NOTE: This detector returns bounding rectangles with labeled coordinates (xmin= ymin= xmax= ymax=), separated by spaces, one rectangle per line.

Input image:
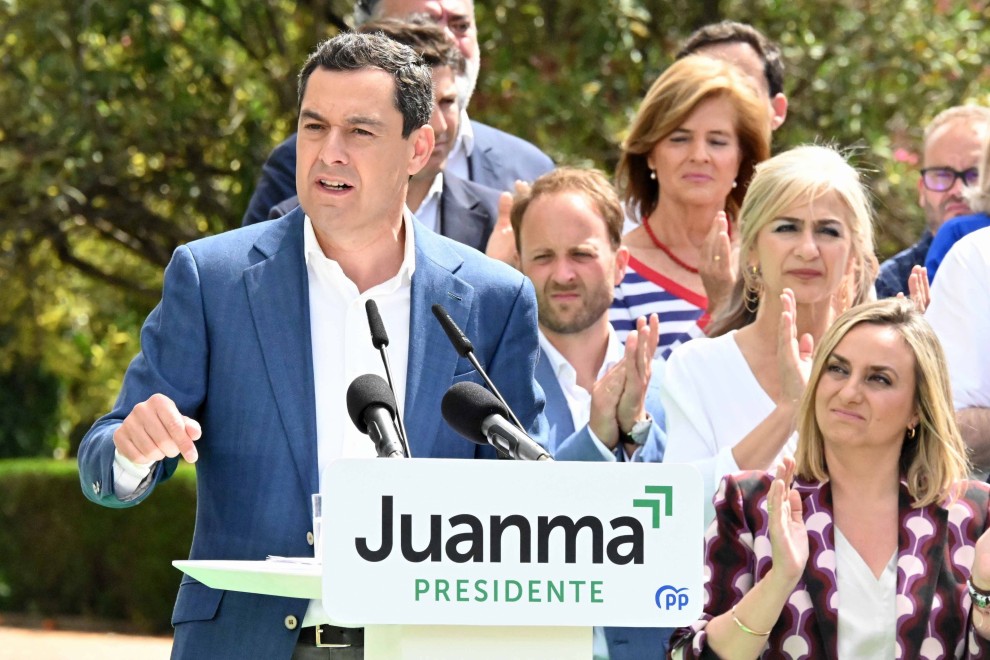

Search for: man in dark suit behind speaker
xmin=241 ymin=0 xmax=554 ymax=228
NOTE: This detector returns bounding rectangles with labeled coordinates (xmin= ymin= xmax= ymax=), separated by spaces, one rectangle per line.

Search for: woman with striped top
xmin=610 ymin=55 xmax=771 ymax=359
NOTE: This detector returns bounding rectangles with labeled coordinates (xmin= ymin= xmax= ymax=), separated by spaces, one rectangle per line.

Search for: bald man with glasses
xmin=875 ymin=105 xmax=990 ymax=299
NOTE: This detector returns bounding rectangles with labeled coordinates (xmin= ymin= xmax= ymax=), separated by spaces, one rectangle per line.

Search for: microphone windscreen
xmin=365 ymin=299 xmax=389 ymax=349
xmin=441 ymin=381 xmax=507 ymax=445
xmin=346 ymin=374 xmax=397 ymax=435
xmin=431 ymin=304 xmax=474 ymax=357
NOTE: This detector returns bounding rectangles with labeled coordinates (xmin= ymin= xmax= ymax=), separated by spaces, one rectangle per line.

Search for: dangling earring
xmin=649 ymin=169 xmax=657 ymax=181
xmin=907 ymin=425 xmax=917 ymax=440
xmin=744 ymin=265 xmax=762 ymax=315
xmin=833 ymin=278 xmax=851 ymax=315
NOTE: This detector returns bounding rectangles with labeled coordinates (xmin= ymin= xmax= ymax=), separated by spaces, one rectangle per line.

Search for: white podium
xmin=176 ymin=459 xmax=702 ymax=659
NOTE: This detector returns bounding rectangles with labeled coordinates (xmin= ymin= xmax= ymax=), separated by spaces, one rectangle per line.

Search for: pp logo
xmin=655 ymin=585 xmax=689 ymax=610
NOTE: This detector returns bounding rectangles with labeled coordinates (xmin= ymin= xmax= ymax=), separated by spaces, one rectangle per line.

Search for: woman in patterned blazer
xmin=671 ymin=298 xmax=990 ymax=659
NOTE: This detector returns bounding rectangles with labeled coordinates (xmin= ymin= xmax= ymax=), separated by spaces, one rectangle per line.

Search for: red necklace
xmin=642 ymin=217 xmax=699 ymax=274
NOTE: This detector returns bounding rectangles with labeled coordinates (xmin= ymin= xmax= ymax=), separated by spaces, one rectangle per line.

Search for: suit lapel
xmin=535 ymin=351 xmax=575 ymax=438
xmin=467 ymin=121 xmax=501 ymax=189
xmin=895 ymin=485 xmax=947 ymax=656
xmin=797 ymin=479 xmax=840 ymax=660
xmin=243 ymin=211 xmax=318 ymax=495
xmin=439 ymin=178 xmax=488 ymax=251
xmin=405 ymin=223 xmax=472 ymax=458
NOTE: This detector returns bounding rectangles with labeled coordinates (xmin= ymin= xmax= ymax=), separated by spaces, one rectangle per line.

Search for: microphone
xmin=441 ymin=382 xmax=552 ymax=461
xmin=431 ymin=303 xmax=525 ymax=432
xmin=346 ymin=374 xmax=406 ymax=459
xmin=364 ymin=299 xmax=411 ymax=458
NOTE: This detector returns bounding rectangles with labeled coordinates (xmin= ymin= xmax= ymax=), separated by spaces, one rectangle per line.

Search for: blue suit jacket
xmin=466 ymin=121 xmax=554 ymax=192
xmin=535 ymin=351 xmax=671 ymax=659
xmin=264 ymin=173 xmax=500 ymax=253
xmin=241 ymin=120 xmax=554 ymax=227
xmin=77 ymin=210 xmax=546 ymax=659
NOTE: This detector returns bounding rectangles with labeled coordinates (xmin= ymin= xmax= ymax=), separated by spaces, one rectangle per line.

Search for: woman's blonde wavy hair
xmin=794 ymin=298 xmax=970 ymax=507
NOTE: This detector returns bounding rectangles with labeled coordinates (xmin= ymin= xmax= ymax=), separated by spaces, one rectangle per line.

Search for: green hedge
xmin=0 ymin=458 xmax=195 ymax=633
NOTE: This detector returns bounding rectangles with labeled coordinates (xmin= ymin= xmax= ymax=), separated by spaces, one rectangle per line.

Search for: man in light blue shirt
xmin=512 ymin=167 xmax=670 ymax=659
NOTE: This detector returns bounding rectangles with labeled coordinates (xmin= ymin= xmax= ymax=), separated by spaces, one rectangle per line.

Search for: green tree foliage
xmin=1 ymin=0 xmax=989 ymax=455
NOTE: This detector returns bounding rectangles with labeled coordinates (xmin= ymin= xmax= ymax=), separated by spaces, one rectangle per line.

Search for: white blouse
xmin=834 ymin=527 xmax=897 ymax=658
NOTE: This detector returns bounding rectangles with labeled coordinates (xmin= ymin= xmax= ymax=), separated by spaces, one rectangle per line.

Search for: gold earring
xmin=744 ymin=265 xmax=762 ymax=314
xmin=907 ymin=425 xmax=917 ymax=439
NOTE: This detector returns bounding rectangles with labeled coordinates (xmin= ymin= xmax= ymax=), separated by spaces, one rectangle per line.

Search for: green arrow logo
xmin=633 ymin=485 xmax=673 ymax=529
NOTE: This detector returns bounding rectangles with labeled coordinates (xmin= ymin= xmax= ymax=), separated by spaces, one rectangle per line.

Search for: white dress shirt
xmin=411 ymin=172 xmax=444 ymax=234
xmin=304 ymin=212 xmax=415 ymax=626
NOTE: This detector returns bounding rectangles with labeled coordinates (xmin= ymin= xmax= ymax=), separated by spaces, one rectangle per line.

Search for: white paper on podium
xmin=172 ymin=559 xmax=321 ymax=599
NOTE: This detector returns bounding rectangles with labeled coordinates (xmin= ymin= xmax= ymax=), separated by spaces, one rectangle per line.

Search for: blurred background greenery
xmin=1 ymin=0 xmax=988 ymax=541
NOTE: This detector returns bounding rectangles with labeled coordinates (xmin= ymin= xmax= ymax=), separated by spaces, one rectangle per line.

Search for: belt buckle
xmin=315 ymin=624 xmax=351 ymax=649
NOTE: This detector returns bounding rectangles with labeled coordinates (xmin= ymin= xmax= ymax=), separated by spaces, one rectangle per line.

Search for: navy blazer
xmin=535 ymin=348 xmax=670 ymax=659
xmin=265 ymin=173 xmax=500 ymax=253
xmin=77 ymin=210 xmax=546 ymax=659
xmin=241 ymin=120 xmax=554 ymax=227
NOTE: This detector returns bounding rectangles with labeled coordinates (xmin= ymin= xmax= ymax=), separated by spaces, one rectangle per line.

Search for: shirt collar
xmin=418 ymin=172 xmax=445 ymax=211
xmin=303 ymin=211 xmax=417 ymax=287
xmin=453 ymin=110 xmax=474 ymax=157
xmin=538 ymin=324 xmax=624 ymax=384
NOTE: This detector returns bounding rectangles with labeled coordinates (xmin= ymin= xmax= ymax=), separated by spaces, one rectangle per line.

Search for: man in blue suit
xmin=78 ymin=32 xmax=544 ymax=659
xmin=512 ymin=168 xmax=670 ymax=660
xmin=265 ymin=17 xmax=501 ymax=254
xmin=241 ymin=0 xmax=554 ymax=227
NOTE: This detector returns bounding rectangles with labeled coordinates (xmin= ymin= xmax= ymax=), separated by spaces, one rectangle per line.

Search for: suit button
xmin=306 ymin=531 xmax=315 ymax=546
xmin=284 ymin=615 xmax=298 ymax=630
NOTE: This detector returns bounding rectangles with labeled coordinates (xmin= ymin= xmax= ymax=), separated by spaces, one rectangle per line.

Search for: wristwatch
xmin=619 ymin=416 xmax=652 ymax=446
xmin=969 ymin=577 xmax=990 ymax=609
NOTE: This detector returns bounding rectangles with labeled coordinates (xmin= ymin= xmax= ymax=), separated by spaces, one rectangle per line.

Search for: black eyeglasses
xmin=920 ymin=167 xmax=979 ymax=192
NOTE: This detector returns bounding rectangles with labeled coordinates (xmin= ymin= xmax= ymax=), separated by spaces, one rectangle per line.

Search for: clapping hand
xmin=767 ymin=457 xmax=808 ymax=588
xmin=589 ymin=362 xmax=627 ymax=448
xmin=590 ymin=314 xmax=659 ymax=450
xmin=777 ymin=288 xmax=814 ymax=407
xmin=485 ymin=181 xmax=532 ymax=268
xmin=903 ymin=265 xmax=931 ymax=313
xmin=700 ymin=211 xmax=738 ymax=317
xmin=616 ymin=313 xmax=660 ymax=431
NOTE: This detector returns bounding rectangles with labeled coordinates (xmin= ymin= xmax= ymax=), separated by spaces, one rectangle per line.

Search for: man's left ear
xmin=407 ymin=125 xmax=435 ymax=176
xmin=613 ymin=246 xmax=630 ymax=285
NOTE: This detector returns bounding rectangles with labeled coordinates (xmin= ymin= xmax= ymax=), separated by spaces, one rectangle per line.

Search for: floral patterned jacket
xmin=670 ymin=471 xmax=990 ymax=659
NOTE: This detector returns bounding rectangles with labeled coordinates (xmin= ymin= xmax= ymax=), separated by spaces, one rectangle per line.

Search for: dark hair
xmin=297 ymin=32 xmax=434 ymax=138
xmin=676 ymin=20 xmax=785 ymax=98
xmin=357 ymin=15 xmax=465 ymax=75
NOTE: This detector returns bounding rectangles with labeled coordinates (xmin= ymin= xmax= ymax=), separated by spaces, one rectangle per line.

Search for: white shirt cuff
xmin=112 ymin=449 xmax=155 ymax=498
